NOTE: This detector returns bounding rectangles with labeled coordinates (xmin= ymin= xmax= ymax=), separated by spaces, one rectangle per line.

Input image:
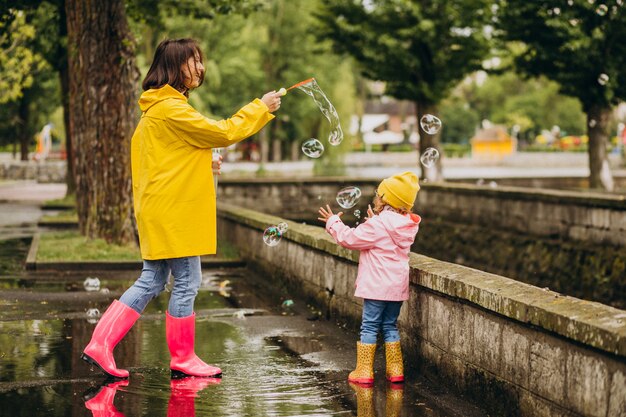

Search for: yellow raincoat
xmin=131 ymin=84 xmax=274 ymax=259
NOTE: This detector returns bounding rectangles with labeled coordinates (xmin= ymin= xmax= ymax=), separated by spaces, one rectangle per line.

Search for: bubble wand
xmin=277 ymin=78 xmax=316 ymax=96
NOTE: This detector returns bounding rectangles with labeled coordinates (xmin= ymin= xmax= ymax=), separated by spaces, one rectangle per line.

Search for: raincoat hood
xmin=138 ymin=84 xmax=186 ymax=113
xmin=378 ymin=208 xmax=421 ymax=249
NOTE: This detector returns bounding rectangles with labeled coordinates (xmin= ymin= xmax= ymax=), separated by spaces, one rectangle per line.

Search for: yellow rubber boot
xmin=386 ymin=383 xmax=404 ymax=417
xmin=385 ymin=341 xmax=404 ymax=383
xmin=349 ymin=382 xmax=375 ymax=417
xmin=348 ymin=342 xmax=376 ymax=385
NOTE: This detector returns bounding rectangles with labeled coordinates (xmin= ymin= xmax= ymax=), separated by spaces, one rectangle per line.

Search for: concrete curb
xmin=24 ymin=231 xmax=245 ymax=271
xmin=25 ymin=232 xmax=40 ymax=270
xmin=217 ymin=202 xmax=626 ymax=358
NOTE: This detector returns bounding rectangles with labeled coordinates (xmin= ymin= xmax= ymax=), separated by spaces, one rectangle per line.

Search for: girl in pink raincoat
xmin=318 ymin=171 xmax=421 ymax=385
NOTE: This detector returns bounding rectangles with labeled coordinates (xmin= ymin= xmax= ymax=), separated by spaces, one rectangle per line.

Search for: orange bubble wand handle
xmin=287 ymin=77 xmax=315 ymax=91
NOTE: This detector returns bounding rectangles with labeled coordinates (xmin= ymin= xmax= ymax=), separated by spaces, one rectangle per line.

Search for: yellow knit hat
xmin=377 ymin=171 xmax=420 ymax=211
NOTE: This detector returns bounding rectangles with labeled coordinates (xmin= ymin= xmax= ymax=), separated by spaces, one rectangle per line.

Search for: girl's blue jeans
xmin=360 ymin=299 xmax=403 ymax=344
xmin=119 ymin=256 xmax=202 ymax=318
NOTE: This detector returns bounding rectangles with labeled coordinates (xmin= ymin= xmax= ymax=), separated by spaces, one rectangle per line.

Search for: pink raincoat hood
xmin=378 ymin=208 xmax=421 ymax=250
xmin=325 ymin=208 xmax=420 ymax=301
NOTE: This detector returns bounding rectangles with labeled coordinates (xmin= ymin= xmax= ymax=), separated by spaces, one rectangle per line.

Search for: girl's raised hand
xmin=365 ymin=204 xmax=375 ymax=221
xmin=318 ymin=204 xmax=342 ymax=223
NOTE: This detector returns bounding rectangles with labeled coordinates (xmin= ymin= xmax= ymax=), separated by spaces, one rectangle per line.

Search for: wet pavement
xmin=0 ymin=267 xmax=491 ymax=417
xmin=0 ymin=183 xmax=489 ymax=417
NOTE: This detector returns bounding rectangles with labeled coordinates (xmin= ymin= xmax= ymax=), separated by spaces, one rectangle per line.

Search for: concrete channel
xmin=0 ymin=192 xmax=488 ymax=417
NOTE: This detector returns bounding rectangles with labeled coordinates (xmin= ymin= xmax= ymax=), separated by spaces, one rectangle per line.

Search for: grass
xmin=36 ymin=230 xmax=240 ymax=262
xmin=42 ymin=194 xmax=76 ymax=209
xmin=37 ymin=231 xmax=141 ymax=262
xmin=39 ymin=210 xmax=78 ymax=224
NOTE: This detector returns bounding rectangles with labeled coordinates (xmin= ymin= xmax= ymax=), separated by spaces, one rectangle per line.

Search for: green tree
xmin=158 ymin=0 xmax=355 ymax=171
xmin=0 ymin=9 xmax=47 ymax=105
xmin=497 ymin=0 xmax=626 ymax=190
xmin=456 ymin=71 xmax=586 ymax=142
xmin=439 ymin=97 xmax=480 ymax=144
xmin=0 ymin=7 xmax=52 ymax=160
xmin=317 ymin=0 xmax=493 ymax=180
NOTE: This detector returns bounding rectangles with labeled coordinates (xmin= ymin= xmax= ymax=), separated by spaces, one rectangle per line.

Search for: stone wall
xmin=217 ymin=202 xmax=626 ymax=417
xmin=0 ymin=161 xmax=66 ymax=183
xmin=218 ymin=178 xmax=626 ymax=307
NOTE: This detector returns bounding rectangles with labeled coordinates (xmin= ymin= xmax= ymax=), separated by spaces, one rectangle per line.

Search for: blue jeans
xmin=119 ymin=256 xmax=202 ymax=318
xmin=360 ymin=299 xmax=403 ymax=344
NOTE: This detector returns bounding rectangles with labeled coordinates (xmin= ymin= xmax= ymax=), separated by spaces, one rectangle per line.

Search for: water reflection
xmin=0 ymin=269 xmax=477 ymax=417
xmin=83 ymin=379 xmax=128 ymax=417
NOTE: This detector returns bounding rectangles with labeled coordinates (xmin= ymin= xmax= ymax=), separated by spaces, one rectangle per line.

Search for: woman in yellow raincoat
xmin=81 ymin=38 xmax=281 ymax=380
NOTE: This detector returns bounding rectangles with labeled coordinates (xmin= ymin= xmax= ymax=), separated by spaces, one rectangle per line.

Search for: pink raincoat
xmin=325 ymin=208 xmax=421 ymax=301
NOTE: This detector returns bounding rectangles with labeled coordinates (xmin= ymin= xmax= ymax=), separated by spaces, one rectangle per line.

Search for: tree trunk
xmin=587 ymin=105 xmax=614 ymax=191
xmin=59 ymin=63 xmax=76 ymax=195
xmin=65 ymin=0 xmax=139 ymax=244
xmin=290 ymin=140 xmax=300 ymax=161
xmin=415 ymin=102 xmax=443 ymax=182
xmin=18 ymin=92 xmax=30 ymax=161
xmin=259 ymin=128 xmax=269 ymax=164
xmin=56 ymin=0 xmax=75 ymax=196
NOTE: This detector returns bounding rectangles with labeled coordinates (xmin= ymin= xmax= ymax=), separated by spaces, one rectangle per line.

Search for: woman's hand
xmin=261 ymin=91 xmax=282 ymax=113
xmin=212 ymin=153 xmax=223 ymax=175
xmin=318 ymin=204 xmax=342 ymax=223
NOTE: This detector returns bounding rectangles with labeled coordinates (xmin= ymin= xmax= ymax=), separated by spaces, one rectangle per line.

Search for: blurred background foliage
xmin=0 ymin=0 xmax=622 ymax=160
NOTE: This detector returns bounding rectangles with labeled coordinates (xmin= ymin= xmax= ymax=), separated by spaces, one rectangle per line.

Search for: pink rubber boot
xmin=167 ymin=377 xmax=220 ymax=417
xmin=84 ymin=380 xmax=128 ymax=417
xmin=166 ymin=311 xmax=222 ymax=378
xmin=82 ymin=300 xmax=140 ymax=378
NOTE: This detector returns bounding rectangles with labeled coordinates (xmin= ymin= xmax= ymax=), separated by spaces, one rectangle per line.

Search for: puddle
xmin=0 ymin=265 xmax=487 ymax=417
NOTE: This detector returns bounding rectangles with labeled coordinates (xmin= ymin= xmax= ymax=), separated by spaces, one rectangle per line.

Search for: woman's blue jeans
xmin=360 ymin=299 xmax=403 ymax=344
xmin=119 ymin=256 xmax=202 ymax=318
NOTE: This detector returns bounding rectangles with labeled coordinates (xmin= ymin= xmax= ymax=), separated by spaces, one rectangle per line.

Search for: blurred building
xmin=470 ymin=125 xmax=517 ymax=160
xmin=351 ymin=100 xmax=419 ymax=151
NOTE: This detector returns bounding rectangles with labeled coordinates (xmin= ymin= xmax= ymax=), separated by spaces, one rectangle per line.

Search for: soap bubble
xmin=589 ymin=119 xmax=597 ymax=128
xmin=598 ymin=74 xmax=609 ymax=85
xmin=277 ymin=222 xmax=289 ymax=234
xmin=420 ymin=114 xmax=442 ymax=135
xmin=296 ymin=79 xmax=344 ymax=145
xmin=336 ymin=186 xmax=362 ymax=209
xmin=301 ymin=138 xmax=324 ymax=158
xmin=263 ymin=226 xmax=282 ymax=247
xmin=86 ymin=308 xmax=101 ymax=324
xmin=282 ymin=299 xmax=294 ymax=308
xmin=596 ymin=4 xmax=608 ymax=15
xmin=328 ymin=127 xmax=344 ymax=146
xmin=83 ymin=277 xmax=100 ymax=292
xmin=420 ymin=147 xmax=440 ymax=168
xmin=489 ymin=181 xmax=498 ymax=188
xmin=354 ymin=209 xmax=361 ymax=218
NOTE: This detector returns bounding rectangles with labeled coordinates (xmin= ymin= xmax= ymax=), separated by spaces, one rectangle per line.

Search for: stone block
xmin=448 ymin=303 xmax=475 ymax=359
xmin=529 ymin=337 xmax=567 ymax=404
xmin=564 ymin=349 xmax=609 ymax=417
xmin=518 ymin=390 xmax=570 ymax=417
xmin=427 ymin=297 xmax=450 ymax=351
xmin=472 ymin=311 xmax=502 ymax=374
xmin=608 ymin=367 xmax=626 ymax=417
xmin=501 ymin=325 xmax=530 ymax=389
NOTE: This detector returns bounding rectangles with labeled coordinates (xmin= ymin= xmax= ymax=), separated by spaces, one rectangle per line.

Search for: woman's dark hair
xmin=142 ymin=38 xmax=205 ymax=95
